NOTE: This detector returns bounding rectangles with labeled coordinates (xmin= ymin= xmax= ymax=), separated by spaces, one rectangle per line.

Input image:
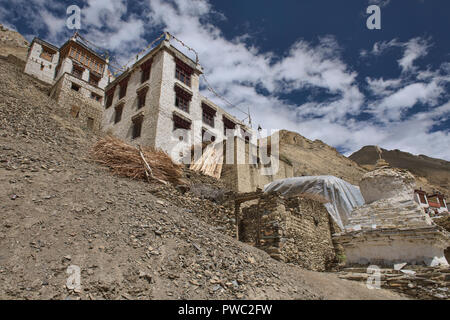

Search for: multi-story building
xmin=101 ymin=35 xmax=253 ymax=162
xmin=24 ymin=35 xmax=111 ymax=130
xmin=23 ymin=33 xmax=255 ymax=163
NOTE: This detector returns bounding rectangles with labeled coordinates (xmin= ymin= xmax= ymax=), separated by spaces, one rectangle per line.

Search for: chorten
xmin=334 ymin=166 xmax=450 ymax=267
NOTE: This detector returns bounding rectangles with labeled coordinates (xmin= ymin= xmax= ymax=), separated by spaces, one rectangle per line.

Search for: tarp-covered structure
xmin=264 ymin=176 xmax=365 ymax=230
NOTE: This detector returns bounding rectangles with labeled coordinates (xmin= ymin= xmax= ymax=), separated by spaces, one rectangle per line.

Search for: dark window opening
xmin=105 ymin=86 xmax=115 ymax=109
xmin=141 ymin=68 xmax=151 ymax=83
xmin=91 ymin=92 xmax=102 ymax=102
xmin=173 ymin=114 xmax=191 ymax=131
xmin=89 ymin=72 xmax=100 ymax=86
xmin=71 ymin=83 xmax=80 ymax=92
xmin=140 ymin=59 xmax=152 ymax=84
xmin=119 ymin=76 xmax=130 ymax=99
xmin=137 ymin=87 xmax=149 ymax=109
xmin=132 ymin=116 xmax=143 ymax=139
xmin=114 ymin=104 xmax=124 ymax=124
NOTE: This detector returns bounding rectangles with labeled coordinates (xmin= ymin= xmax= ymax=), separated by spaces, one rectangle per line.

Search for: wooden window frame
xmin=175 ymin=58 xmax=194 ymax=87
xmin=202 ymin=103 xmax=216 ymax=128
xmin=174 ymin=86 xmax=192 ymax=113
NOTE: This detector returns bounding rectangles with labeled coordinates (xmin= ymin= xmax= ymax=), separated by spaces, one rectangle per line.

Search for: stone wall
xmin=50 ymin=73 xmax=104 ymax=131
xmin=239 ymin=194 xmax=336 ymax=271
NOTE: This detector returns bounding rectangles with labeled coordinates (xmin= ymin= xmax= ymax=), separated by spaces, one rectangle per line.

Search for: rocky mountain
xmin=350 ymin=146 xmax=450 ymax=196
xmin=0 ymin=43 xmax=403 ymax=299
xmin=0 ymin=24 xmax=29 ymax=61
xmin=271 ymin=130 xmax=367 ymax=186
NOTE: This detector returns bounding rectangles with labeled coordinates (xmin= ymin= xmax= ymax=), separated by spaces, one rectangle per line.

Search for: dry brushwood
xmin=90 ymin=136 xmax=183 ymax=185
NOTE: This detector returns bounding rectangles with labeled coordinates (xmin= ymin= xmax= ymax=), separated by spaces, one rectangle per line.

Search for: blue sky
xmin=1 ymin=0 xmax=449 ymax=160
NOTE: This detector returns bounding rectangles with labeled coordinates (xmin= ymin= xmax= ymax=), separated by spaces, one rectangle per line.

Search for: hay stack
xmin=91 ymin=136 xmax=183 ymax=185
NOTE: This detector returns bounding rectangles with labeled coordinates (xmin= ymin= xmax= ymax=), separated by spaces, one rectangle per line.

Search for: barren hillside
xmin=0 ymin=25 xmax=29 ymax=61
xmin=350 ymin=146 xmax=450 ymax=196
xmin=0 ymin=53 xmax=404 ymax=299
xmin=274 ymin=130 xmax=367 ymax=185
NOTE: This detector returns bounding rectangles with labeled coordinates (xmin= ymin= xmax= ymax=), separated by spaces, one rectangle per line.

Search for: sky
xmin=1 ymin=0 xmax=449 ymax=160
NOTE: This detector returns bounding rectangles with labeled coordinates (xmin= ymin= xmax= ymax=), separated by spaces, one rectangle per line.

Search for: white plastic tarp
xmin=263 ymin=176 xmax=365 ymax=230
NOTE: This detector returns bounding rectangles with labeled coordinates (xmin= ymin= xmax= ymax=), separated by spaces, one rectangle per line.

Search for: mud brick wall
xmin=240 ymin=195 xmax=336 ymax=271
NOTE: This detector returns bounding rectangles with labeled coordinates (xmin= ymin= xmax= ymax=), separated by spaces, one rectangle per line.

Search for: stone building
xmin=414 ymin=189 xmax=448 ymax=216
xmin=102 ymin=35 xmax=253 ymax=163
xmin=237 ymin=193 xmax=338 ymax=271
xmin=24 ymin=35 xmax=110 ymax=131
xmin=24 ymin=38 xmax=59 ymax=84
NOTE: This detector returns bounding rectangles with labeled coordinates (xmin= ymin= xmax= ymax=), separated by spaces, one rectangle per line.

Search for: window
xmin=202 ymin=103 xmax=216 ymax=127
xmin=114 ymin=104 xmax=124 ymax=124
xmin=91 ymin=92 xmax=102 ymax=102
xmin=175 ymin=95 xmax=189 ymax=113
xmin=174 ymin=86 xmax=192 ymax=113
xmin=71 ymin=65 xmax=84 ymax=79
xmin=173 ymin=114 xmax=191 ymax=131
xmin=40 ymin=47 xmax=54 ymax=62
xmin=223 ymin=116 xmax=236 ymax=135
xmin=89 ymin=72 xmax=100 ymax=87
xmin=418 ymin=193 xmax=427 ymax=204
xmin=175 ymin=58 xmax=193 ymax=87
xmin=119 ymin=76 xmax=130 ymax=99
xmin=105 ymin=86 xmax=115 ymax=109
xmin=71 ymin=83 xmax=80 ymax=92
xmin=141 ymin=59 xmax=152 ymax=83
xmin=132 ymin=115 xmax=144 ymax=139
xmin=137 ymin=87 xmax=148 ymax=109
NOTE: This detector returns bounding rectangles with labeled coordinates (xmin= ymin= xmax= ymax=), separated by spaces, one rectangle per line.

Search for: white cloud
xmin=398 ymin=37 xmax=430 ymax=73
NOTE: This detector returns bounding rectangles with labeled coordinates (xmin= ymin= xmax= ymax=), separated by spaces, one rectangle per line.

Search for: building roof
xmin=60 ymin=39 xmax=107 ymax=63
xmin=31 ymin=37 xmax=59 ymax=52
xmin=106 ymin=40 xmax=201 ymax=90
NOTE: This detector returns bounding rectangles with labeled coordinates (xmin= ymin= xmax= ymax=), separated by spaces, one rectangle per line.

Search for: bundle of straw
xmin=90 ymin=136 xmax=183 ymax=185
